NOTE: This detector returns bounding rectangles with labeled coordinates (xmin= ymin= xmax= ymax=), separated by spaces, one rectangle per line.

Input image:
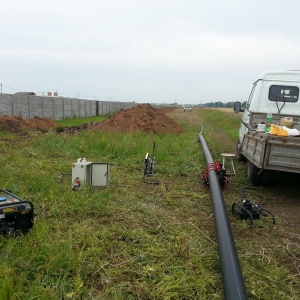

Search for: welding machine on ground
xmin=72 ymin=158 xmax=109 ymax=190
xmin=232 ymin=187 xmax=275 ymax=226
xmin=0 ymin=189 xmax=34 ymax=235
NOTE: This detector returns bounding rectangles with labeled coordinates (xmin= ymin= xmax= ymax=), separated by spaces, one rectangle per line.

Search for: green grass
xmin=56 ymin=115 xmax=109 ymax=127
xmin=0 ymin=108 xmax=299 ymax=299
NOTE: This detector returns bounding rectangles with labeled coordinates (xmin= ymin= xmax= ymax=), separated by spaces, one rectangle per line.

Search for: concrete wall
xmin=0 ymin=93 xmax=136 ymax=120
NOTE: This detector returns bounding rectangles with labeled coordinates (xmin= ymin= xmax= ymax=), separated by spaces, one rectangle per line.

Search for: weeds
xmin=0 ymin=108 xmax=299 ymax=299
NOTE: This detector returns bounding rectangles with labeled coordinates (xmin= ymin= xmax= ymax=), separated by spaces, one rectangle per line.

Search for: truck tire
xmin=261 ymin=170 xmax=274 ymax=186
xmin=236 ymin=140 xmax=246 ymax=162
xmin=247 ymin=161 xmax=262 ymax=184
xmin=247 ymin=161 xmax=274 ymax=185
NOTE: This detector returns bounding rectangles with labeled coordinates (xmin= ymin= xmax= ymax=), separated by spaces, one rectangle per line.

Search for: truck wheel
xmin=247 ymin=161 xmax=262 ymax=184
xmin=261 ymin=170 xmax=274 ymax=186
xmin=236 ymin=140 xmax=246 ymax=162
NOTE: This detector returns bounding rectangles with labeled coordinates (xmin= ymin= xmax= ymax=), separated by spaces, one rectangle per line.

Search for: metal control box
xmin=72 ymin=158 xmax=109 ymax=190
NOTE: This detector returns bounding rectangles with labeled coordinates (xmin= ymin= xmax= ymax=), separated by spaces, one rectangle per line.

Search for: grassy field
xmin=0 ymin=107 xmax=299 ymax=299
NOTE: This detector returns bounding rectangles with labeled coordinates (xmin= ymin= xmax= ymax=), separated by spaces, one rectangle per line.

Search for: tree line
xmin=203 ymin=101 xmax=247 ymax=108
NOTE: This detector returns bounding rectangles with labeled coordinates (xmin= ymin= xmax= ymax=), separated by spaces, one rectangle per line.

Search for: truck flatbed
xmin=242 ymin=130 xmax=300 ymax=173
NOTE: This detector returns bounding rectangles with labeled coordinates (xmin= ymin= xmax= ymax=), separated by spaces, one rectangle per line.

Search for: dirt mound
xmin=60 ymin=104 xmax=183 ymax=134
xmin=0 ymin=104 xmax=182 ymax=135
xmin=93 ymin=104 xmax=182 ymax=134
xmin=0 ymin=115 xmax=60 ymax=133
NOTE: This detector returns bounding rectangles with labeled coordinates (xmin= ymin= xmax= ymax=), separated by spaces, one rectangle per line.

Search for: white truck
xmin=234 ymin=70 xmax=300 ymax=184
xmin=183 ymin=105 xmax=192 ymax=112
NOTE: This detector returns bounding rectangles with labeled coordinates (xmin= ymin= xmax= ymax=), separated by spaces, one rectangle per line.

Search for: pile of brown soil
xmin=93 ymin=104 xmax=182 ymax=134
xmin=61 ymin=104 xmax=183 ymax=134
xmin=0 ymin=104 xmax=182 ymax=135
xmin=0 ymin=115 xmax=60 ymax=133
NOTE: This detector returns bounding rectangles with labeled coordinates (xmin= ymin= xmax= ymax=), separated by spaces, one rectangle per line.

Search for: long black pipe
xmin=199 ymin=126 xmax=248 ymax=300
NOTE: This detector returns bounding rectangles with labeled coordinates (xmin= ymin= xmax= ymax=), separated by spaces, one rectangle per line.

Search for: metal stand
xmin=221 ymin=153 xmax=236 ymax=175
xmin=143 ymin=142 xmax=156 ymax=180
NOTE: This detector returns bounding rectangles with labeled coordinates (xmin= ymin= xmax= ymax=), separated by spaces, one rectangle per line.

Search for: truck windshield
xmin=269 ymin=85 xmax=299 ymax=102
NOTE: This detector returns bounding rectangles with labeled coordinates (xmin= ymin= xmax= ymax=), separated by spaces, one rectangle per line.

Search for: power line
xmin=1 ymin=84 xmax=23 ymax=92
xmin=0 ymin=83 xmax=105 ymax=101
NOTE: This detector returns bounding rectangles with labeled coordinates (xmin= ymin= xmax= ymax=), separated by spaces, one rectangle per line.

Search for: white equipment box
xmin=72 ymin=158 xmax=109 ymax=190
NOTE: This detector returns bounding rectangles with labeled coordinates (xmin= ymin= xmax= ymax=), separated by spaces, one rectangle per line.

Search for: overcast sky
xmin=1 ymin=0 xmax=299 ymax=104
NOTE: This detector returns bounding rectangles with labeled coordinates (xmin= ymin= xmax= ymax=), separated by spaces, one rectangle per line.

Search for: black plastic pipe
xmin=199 ymin=126 xmax=248 ymax=300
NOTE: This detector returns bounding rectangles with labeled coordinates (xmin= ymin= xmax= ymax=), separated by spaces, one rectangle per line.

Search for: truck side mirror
xmin=234 ymin=101 xmax=244 ymax=113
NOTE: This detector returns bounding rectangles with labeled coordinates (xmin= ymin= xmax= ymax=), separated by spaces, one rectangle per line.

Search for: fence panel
xmin=0 ymin=94 xmax=136 ymax=120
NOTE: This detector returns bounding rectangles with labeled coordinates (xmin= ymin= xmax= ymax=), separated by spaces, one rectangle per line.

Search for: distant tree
xmin=203 ymin=101 xmax=239 ymax=108
xmin=214 ymin=101 xmax=223 ymax=108
xmin=225 ymin=102 xmax=234 ymax=108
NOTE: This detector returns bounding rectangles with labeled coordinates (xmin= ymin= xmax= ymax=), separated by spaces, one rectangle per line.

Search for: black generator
xmin=0 ymin=189 xmax=34 ymax=235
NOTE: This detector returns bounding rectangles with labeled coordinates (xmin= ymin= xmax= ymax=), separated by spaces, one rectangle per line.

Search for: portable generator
xmin=0 ymin=189 xmax=34 ymax=235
